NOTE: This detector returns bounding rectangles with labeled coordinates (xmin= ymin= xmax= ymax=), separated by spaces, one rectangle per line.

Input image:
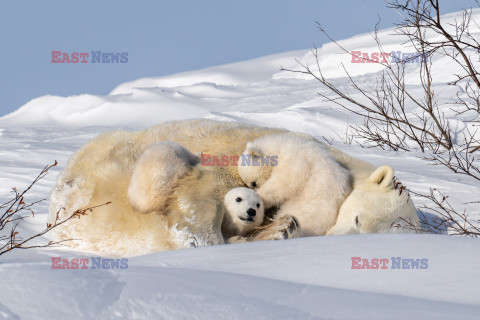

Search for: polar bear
xmin=126 ymin=141 xmax=265 ymax=240
xmin=48 ymin=119 xmax=418 ymax=256
xmin=49 ymin=140 xmax=267 ymax=257
xmin=238 ymin=133 xmax=352 ymax=236
xmin=48 ymin=120 xmax=308 ymax=255
xmin=233 ymin=166 xmax=419 ymax=242
xmin=326 ymin=166 xmax=420 ymax=235
xmin=223 ymin=187 xmax=265 ymax=239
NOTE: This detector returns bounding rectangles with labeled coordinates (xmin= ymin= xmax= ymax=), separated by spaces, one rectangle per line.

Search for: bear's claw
xmin=227 ymin=215 xmax=302 ymax=244
xmin=289 ymin=216 xmax=299 ymax=233
xmin=256 ymin=215 xmax=302 ymax=241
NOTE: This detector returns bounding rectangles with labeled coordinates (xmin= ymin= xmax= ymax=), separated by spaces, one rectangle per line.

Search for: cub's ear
xmin=368 ymin=166 xmax=395 ymax=188
xmin=245 ymin=143 xmax=263 ymax=157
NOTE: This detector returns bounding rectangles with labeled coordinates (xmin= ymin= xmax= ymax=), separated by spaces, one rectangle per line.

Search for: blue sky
xmin=0 ymin=0 xmax=473 ymax=116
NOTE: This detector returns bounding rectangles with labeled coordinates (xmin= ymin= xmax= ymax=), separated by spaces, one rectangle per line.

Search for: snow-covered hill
xmin=1 ymin=9 xmax=480 ymax=320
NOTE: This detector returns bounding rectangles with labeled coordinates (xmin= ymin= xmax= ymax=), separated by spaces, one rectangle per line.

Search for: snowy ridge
xmin=1 ymin=10 xmax=479 ymax=130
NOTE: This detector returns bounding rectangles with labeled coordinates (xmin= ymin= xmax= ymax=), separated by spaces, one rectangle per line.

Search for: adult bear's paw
xmin=227 ymin=236 xmax=251 ymax=244
xmin=254 ymin=215 xmax=302 ymax=241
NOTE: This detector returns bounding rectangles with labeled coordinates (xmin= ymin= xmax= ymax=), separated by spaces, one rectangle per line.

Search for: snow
xmin=1 ymin=235 xmax=480 ymax=319
xmin=1 ymin=9 xmax=480 ymax=320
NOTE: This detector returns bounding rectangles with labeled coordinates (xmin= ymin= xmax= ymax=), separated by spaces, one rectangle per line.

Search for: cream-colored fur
xmin=128 ymin=141 xmax=200 ymax=213
xmin=160 ymin=167 xmax=265 ymax=251
xmin=48 ymin=119 xmax=416 ymax=256
xmin=48 ymin=120 xmax=308 ymax=256
xmin=326 ymin=166 xmax=420 ymax=235
xmin=227 ymin=215 xmax=302 ymax=244
xmin=238 ymin=134 xmax=352 ymax=236
xmin=48 ymin=128 xmax=269 ymax=257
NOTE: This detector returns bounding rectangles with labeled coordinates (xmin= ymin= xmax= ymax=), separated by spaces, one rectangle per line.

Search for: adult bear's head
xmin=327 ymin=166 xmax=420 ymax=235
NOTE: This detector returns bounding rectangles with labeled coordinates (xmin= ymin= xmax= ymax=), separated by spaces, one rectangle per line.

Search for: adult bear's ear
xmin=368 ymin=166 xmax=395 ymax=188
xmin=245 ymin=142 xmax=263 ymax=157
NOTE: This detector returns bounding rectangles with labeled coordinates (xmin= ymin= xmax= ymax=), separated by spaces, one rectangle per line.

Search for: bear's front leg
xmin=251 ymin=215 xmax=302 ymax=241
xmin=168 ymin=197 xmax=226 ymax=250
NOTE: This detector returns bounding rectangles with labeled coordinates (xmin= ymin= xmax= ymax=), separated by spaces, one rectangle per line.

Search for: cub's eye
xmin=251 ymin=181 xmax=257 ymax=188
xmin=355 ymin=215 xmax=359 ymax=226
xmin=256 ymin=203 xmax=260 ymax=208
xmin=236 ymin=197 xmax=242 ymax=202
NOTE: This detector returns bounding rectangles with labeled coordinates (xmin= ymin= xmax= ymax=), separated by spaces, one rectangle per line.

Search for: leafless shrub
xmin=392 ymin=188 xmax=480 ymax=236
xmin=0 ymin=162 xmax=110 ymax=256
xmin=334 ymin=125 xmax=362 ymax=146
xmin=282 ymin=0 xmax=480 ymax=236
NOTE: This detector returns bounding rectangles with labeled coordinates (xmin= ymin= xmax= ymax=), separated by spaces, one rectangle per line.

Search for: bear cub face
xmin=224 ymin=187 xmax=264 ymax=232
xmin=237 ymin=143 xmax=273 ymax=191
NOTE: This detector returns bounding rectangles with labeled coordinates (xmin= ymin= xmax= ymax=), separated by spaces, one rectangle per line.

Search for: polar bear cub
xmin=223 ymin=187 xmax=265 ymax=240
xmin=327 ymin=166 xmax=420 ymax=235
xmin=128 ymin=141 xmax=265 ymax=241
xmin=238 ymin=133 xmax=352 ymax=236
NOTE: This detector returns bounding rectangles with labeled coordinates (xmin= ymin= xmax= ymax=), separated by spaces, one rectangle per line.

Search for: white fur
xmin=48 ymin=119 xmax=420 ymax=256
xmin=223 ymin=187 xmax=264 ymax=237
xmin=48 ymin=131 xmax=267 ymax=256
xmin=238 ymin=133 xmax=353 ymax=236
xmin=128 ymin=141 xmax=199 ymax=213
xmin=327 ymin=166 xmax=420 ymax=235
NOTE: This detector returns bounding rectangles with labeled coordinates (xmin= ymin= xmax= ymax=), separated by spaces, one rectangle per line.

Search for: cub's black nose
xmin=247 ymin=208 xmax=256 ymax=217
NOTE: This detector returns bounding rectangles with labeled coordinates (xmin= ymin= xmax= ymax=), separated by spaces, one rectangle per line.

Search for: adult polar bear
xmin=49 ymin=119 xmax=418 ymax=256
xmin=49 ymin=119 xmax=306 ymax=256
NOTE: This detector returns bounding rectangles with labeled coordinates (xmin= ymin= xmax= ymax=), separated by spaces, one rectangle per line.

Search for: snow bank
xmin=1 ymin=235 xmax=479 ymax=319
